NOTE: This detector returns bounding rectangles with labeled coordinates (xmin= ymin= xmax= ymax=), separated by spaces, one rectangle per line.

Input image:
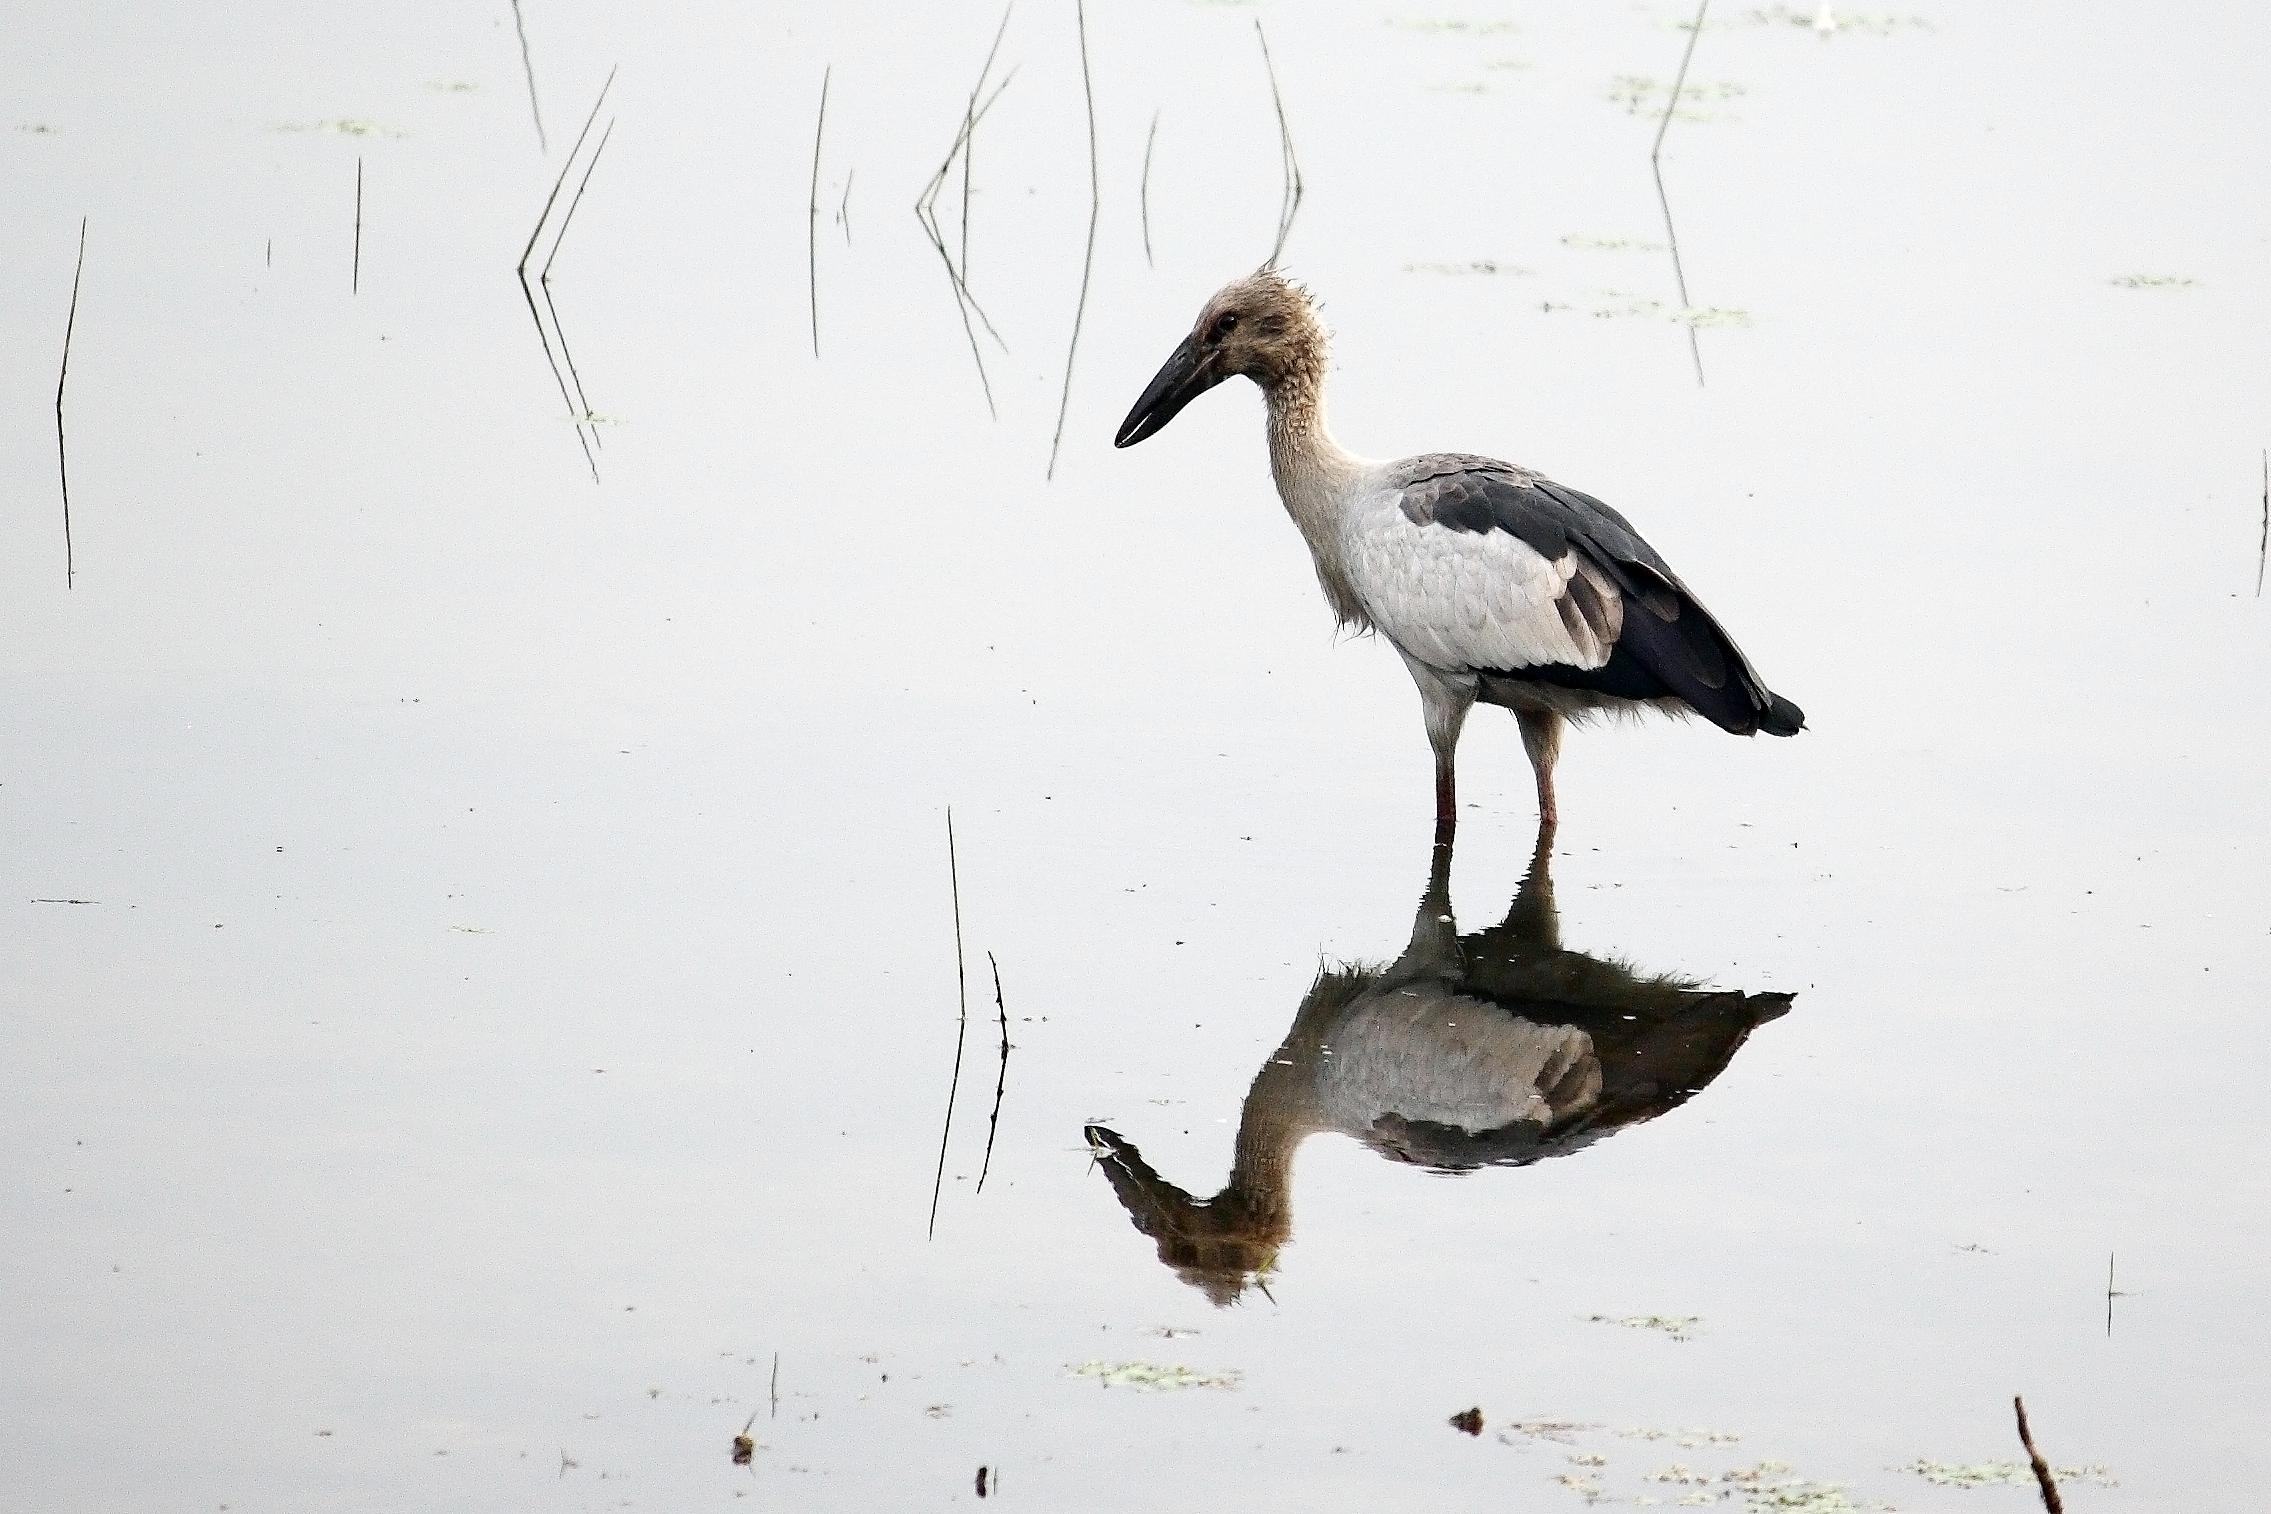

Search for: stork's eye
xmin=1209 ymin=312 xmax=1240 ymax=343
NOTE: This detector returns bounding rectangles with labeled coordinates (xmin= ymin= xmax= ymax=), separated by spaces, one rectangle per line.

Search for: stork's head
xmin=1114 ymin=269 xmax=1326 ymax=447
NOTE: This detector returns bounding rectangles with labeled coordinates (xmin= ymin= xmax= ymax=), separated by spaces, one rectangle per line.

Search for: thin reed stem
xmin=810 ymin=66 xmax=830 ymax=359
xmin=1141 ymin=109 xmax=1159 ymax=267
xmin=1652 ymin=0 xmax=1710 ymax=386
xmin=352 ymin=158 xmax=363 ymax=294
xmin=517 ymin=67 xmax=616 ymax=480
xmin=1047 ymin=0 xmax=1102 ymax=481
xmin=1255 ymin=21 xmax=1304 ymax=268
xmin=542 ymin=117 xmax=614 ymax=447
xmin=510 ymin=0 xmax=548 ymax=152
xmin=56 ymin=217 xmax=87 ymax=590
xmin=928 ymin=810 xmax=972 ymax=1239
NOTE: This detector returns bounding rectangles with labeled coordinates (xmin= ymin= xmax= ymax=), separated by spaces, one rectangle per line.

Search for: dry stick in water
xmin=55 ymin=217 xmax=87 ymax=590
xmin=1140 ymin=109 xmax=1159 ymax=267
xmin=352 ymin=157 xmax=363 ymax=294
xmin=768 ymin=1351 xmax=780 ymax=1419
xmin=541 ymin=118 xmax=615 ymax=449
xmin=510 ymin=0 xmax=548 ymax=152
xmin=517 ymin=67 xmax=617 ymax=480
xmin=927 ymin=810 xmax=973 ymax=1239
xmin=1255 ymin=20 xmax=1304 ymax=269
xmin=1046 ymin=0 xmax=1103 ymax=481
xmin=1652 ymin=0 xmax=1710 ymax=386
xmin=2011 ymin=1397 xmax=2065 ymax=1514
xmin=808 ymin=66 xmax=830 ymax=359
xmin=974 ymin=952 xmax=1011 ymax=1194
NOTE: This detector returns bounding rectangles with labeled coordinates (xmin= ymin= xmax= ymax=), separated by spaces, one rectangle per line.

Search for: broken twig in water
xmin=510 ymin=0 xmax=548 ymax=152
xmin=1652 ymin=0 xmax=1710 ymax=385
xmin=809 ymin=66 xmax=830 ymax=359
xmin=352 ymin=158 xmax=363 ymax=293
xmin=928 ymin=810 xmax=973 ymax=1239
xmin=1255 ymin=21 xmax=1304 ymax=268
xmin=2011 ymin=1397 xmax=2065 ymax=1514
xmin=975 ymin=952 xmax=1012 ymax=1193
xmin=1047 ymin=0 xmax=1102 ymax=480
xmin=56 ymin=217 xmax=86 ymax=589
xmin=517 ymin=67 xmax=616 ymax=481
xmin=1141 ymin=109 xmax=1160 ymax=267
xmin=916 ymin=8 xmax=1015 ymax=417
xmin=769 ymin=1351 xmax=780 ymax=1419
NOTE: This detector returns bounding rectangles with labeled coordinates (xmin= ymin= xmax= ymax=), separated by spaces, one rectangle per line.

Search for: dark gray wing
xmin=1390 ymin=454 xmax=1803 ymax=736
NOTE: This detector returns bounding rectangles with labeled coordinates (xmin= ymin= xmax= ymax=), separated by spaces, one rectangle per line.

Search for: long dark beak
xmin=1114 ymin=334 xmax=1226 ymax=447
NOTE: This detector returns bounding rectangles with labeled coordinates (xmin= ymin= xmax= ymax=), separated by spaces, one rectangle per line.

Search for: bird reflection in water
xmin=1085 ymin=829 xmax=1791 ymax=1305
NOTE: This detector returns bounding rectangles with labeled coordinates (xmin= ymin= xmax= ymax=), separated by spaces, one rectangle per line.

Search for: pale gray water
xmin=5 ymin=3 xmax=2268 ymax=1509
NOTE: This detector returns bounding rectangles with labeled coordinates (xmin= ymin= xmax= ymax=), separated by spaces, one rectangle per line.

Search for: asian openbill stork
xmin=1114 ymin=270 xmax=1804 ymax=840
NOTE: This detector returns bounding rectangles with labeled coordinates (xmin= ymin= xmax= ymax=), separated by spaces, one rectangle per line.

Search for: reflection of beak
xmin=1114 ymin=334 xmax=1226 ymax=447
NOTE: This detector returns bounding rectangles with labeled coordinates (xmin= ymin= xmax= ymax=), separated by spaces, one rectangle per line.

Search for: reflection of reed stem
xmin=928 ymin=810 xmax=972 ymax=1239
xmin=1652 ymin=0 xmax=1709 ymax=386
xmin=56 ymin=217 xmax=86 ymax=590
xmin=1047 ymin=0 xmax=1102 ymax=481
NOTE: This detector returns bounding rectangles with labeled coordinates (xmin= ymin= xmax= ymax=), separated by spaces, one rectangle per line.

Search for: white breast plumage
xmin=1340 ymin=482 xmax=1614 ymax=674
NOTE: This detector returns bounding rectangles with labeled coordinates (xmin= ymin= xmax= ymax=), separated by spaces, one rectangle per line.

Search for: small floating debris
xmin=1646 ymin=1463 xmax=1714 ymax=1485
xmin=272 ymin=119 xmax=409 ymax=138
xmin=1607 ymin=75 xmax=1748 ymax=120
xmin=1065 ymin=1360 xmax=1240 ymax=1391
xmin=1449 ymin=1407 xmax=1485 ymax=1435
xmin=1902 ymin=1457 xmax=2117 ymax=1488
xmin=730 ymin=1413 xmax=759 ymax=1465
xmin=1586 ymin=296 xmax=1752 ymax=327
xmin=1740 ymin=4 xmax=1934 ymax=34
xmin=1563 ymin=232 xmax=1665 ymax=251
xmin=1500 ymin=1419 xmax=1602 ymax=1445
xmin=1388 ymin=17 xmax=1520 ymax=33
xmin=1407 ymin=259 xmax=1532 ymax=275
xmin=2108 ymin=272 xmax=2197 ymax=290
xmin=1428 ymin=80 xmax=1491 ymax=93
xmin=1553 ymin=1470 xmax=1607 ymax=1502
xmin=1583 ymin=1313 xmax=1704 ymax=1340
xmin=423 ymin=80 xmax=481 ymax=92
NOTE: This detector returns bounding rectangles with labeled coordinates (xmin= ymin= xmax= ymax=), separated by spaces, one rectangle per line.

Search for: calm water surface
xmin=5 ymin=3 xmax=2267 ymax=1509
